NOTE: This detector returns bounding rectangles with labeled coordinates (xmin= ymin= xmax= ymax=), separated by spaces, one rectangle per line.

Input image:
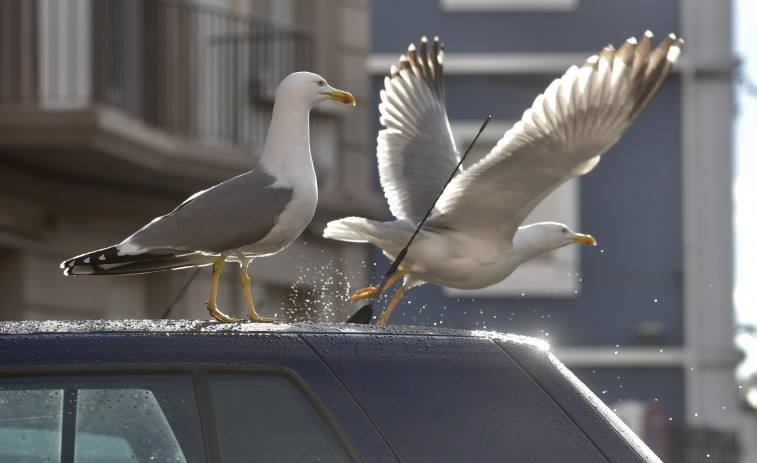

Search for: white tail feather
xmin=323 ymin=217 xmax=374 ymax=243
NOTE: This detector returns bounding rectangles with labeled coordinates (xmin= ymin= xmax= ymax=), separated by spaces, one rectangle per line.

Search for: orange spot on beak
xmin=573 ymin=234 xmax=597 ymax=246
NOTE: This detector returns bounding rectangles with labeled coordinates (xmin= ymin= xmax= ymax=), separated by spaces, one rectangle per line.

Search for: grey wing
xmin=122 ymin=168 xmax=293 ymax=254
xmin=378 ymin=36 xmax=460 ymax=223
xmin=431 ymin=31 xmax=683 ymax=239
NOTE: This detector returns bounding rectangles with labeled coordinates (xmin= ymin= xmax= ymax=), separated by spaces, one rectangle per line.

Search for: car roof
xmin=0 ymin=318 xmax=549 ymax=348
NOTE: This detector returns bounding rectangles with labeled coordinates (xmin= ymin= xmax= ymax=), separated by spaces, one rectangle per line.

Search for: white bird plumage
xmin=62 ymin=72 xmax=355 ymax=323
xmin=324 ymin=32 xmax=682 ymax=324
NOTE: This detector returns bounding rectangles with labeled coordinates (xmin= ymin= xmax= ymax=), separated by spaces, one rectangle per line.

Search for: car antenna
xmin=347 ymin=115 xmax=491 ymax=324
xmin=161 ymin=267 xmax=202 ymax=319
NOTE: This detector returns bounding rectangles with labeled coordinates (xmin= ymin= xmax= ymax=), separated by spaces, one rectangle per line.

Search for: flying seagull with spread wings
xmin=62 ymin=72 xmax=355 ymax=322
xmin=324 ymin=32 xmax=682 ymax=325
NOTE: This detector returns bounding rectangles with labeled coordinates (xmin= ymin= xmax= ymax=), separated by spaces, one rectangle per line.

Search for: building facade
xmin=368 ymin=0 xmax=749 ymax=461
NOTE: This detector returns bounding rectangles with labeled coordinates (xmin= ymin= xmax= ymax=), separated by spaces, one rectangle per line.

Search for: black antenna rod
xmin=161 ymin=267 xmax=202 ymax=319
xmin=348 ymin=115 xmax=491 ymax=324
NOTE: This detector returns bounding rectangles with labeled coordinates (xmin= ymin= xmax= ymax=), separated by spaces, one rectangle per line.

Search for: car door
xmin=0 ymin=331 xmax=398 ymax=462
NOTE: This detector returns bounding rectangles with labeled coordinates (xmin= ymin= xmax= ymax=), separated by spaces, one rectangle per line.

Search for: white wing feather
xmin=376 ymin=37 xmax=460 ymax=223
xmin=430 ymin=32 xmax=683 ymax=240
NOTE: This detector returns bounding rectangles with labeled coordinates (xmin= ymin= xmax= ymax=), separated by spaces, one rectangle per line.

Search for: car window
xmin=210 ymin=374 xmax=353 ymax=463
xmin=75 ymin=388 xmax=187 ymax=462
xmin=0 ymin=373 xmax=354 ymax=463
xmin=0 ymin=375 xmax=204 ymax=463
xmin=0 ymin=389 xmax=63 ymax=462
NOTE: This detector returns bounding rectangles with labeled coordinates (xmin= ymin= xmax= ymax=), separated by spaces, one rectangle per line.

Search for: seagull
xmin=62 ymin=72 xmax=355 ymax=323
xmin=324 ymin=32 xmax=682 ymax=325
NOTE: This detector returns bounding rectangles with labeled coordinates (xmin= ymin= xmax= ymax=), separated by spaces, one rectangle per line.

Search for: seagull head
xmin=514 ymin=222 xmax=596 ymax=263
xmin=277 ymin=72 xmax=356 ymax=108
xmin=534 ymin=222 xmax=596 ymax=247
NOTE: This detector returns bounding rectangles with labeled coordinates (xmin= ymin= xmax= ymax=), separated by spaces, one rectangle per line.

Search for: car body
xmin=0 ymin=320 xmax=661 ymax=462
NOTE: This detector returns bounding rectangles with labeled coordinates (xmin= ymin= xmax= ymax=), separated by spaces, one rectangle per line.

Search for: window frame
xmin=440 ymin=0 xmax=579 ymax=13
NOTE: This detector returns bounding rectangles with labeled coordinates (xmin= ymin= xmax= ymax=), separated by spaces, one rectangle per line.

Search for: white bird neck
xmin=258 ymin=98 xmax=315 ymax=174
xmin=511 ymin=225 xmax=559 ymax=265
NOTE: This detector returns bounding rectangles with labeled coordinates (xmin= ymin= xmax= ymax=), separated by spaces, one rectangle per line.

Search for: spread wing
xmin=430 ymin=31 xmax=683 ymax=240
xmin=377 ymin=36 xmax=460 ymax=223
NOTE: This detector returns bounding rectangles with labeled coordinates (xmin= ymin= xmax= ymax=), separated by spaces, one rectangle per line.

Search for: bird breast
xmin=238 ymin=173 xmax=318 ymax=258
xmin=404 ymin=230 xmax=517 ymax=289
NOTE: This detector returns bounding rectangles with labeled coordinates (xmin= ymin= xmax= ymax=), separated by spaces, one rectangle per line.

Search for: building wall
xmin=372 ymin=0 xmax=679 ymax=54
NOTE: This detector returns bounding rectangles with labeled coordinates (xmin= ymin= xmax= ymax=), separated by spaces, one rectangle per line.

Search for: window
xmin=0 ymin=372 xmax=352 ymax=462
xmin=210 ymin=375 xmax=352 ymax=462
xmin=0 ymin=375 xmax=202 ymax=462
xmin=75 ymin=388 xmax=188 ymax=462
xmin=440 ymin=0 xmax=579 ymax=13
xmin=0 ymin=389 xmax=63 ymax=461
xmin=443 ymin=120 xmax=583 ymax=298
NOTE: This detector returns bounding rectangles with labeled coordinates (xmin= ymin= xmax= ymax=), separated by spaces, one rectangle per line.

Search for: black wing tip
xmin=61 ymin=246 xmax=119 ymax=274
xmin=60 ymin=245 xmax=184 ymax=276
xmin=386 ymin=35 xmax=446 ymax=101
xmin=62 ymin=265 xmax=94 ymax=276
xmin=577 ymin=31 xmax=683 ymax=123
xmin=580 ymin=30 xmax=683 ymax=70
xmin=390 ymin=35 xmax=445 ymax=73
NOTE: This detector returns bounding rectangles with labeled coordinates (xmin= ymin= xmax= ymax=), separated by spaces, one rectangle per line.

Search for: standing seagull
xmin=324 ymin=32 xmax=682 ymax=325
xmin=62 ymin=72 xmax=355 ymax=322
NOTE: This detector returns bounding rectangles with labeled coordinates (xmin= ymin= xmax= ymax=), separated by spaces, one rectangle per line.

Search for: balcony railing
xmin=0 ymin=0 xmax=315 ymax=149
xmin=668 ymin=425 xmax=739 ymax=463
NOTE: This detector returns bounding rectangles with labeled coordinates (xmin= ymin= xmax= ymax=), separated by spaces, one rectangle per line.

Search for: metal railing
xmin=93 ymin=0 xmax=314 ymax=148
xmin=668 ymin=425 xmax=739 ymax=463
xmin=0 ymin=0 xmax=40 ymax=106
xmin=1 ymin=0 xmax=315 ymax=149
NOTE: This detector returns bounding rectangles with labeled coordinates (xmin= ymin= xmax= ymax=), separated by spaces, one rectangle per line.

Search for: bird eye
xmin=560 ymin=227 xmax=568 ymax=233
xmin=317 ymin=80 xmax=325 ymax=87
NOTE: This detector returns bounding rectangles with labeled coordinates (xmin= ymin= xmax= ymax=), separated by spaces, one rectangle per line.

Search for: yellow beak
xmin=327 ymin=89 xmax=356 ymax=106
xmin=572 ymin=234 xmax=597 ymax=246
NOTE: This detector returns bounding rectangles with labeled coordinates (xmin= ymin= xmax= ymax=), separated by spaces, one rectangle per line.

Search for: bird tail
xmin=323 ymin=217 xmax=381 ymax=243
xmin=60 ymin=245 xmax=212 ymax=276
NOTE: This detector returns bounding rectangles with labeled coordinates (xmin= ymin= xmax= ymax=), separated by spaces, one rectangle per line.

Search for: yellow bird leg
xmin=349 ymin=267 xmax=411 ymax=302
xmin=348 ymin=286 xmax=381 ymax=302
xmin=206 ymin=256 xmax=244 ymax=323
xmin=376 ymin=284 xmax=408 ymax=325
xmin=240 ymin=264 xmax=284 ymax=323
